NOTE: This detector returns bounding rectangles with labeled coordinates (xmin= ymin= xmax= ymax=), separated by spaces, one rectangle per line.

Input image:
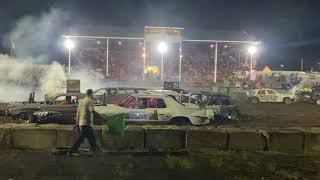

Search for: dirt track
xmin=227 ymin=101 xmax=320 ymax=128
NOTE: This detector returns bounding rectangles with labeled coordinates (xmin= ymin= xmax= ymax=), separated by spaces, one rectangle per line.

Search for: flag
xmin=103 ymin=113 xmax=125 ymax=136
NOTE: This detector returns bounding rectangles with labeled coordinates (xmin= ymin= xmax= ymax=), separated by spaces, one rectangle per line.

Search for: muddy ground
xmin=227 ymin=101 xmax=320 ymax=128
xmin=0 ymin=150 xmax=319 ymax=180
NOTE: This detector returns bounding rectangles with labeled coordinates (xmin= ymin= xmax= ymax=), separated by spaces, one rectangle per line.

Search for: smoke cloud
xmin=0 ymin=8 xmax=70 ymax=102
xmin=4 ymin=8 xmax=68 ymax=62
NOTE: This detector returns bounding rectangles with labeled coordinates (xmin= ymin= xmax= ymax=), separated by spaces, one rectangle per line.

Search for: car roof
xmin=48 ymin=93 xmax=85 ymax=100
xmin=94 ymin=87 xmax=147 ymax=92
xmin=131 ymin=92 xmax=169 ymax=99
xmin=147 ymin=89 xmax=181 ymax=95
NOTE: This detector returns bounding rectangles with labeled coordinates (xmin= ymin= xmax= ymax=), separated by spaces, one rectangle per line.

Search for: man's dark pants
xmin=70 ymin=125 xmax=99 ymax=153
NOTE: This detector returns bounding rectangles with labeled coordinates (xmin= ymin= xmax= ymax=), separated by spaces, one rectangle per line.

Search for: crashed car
xmin=93 ymin=87 xmax=146 ymax=105
xmin=182 ymin=92 xmax=240 ymax=121
xmin=247 ymin=88 xmax=296 ymax=104
xmin=296 ymin=90 xmax=320 ymax=105
xmin=312 ymin=92 xmax=320 ymax=105
xmin=6 ymin=92 xmax=85 ymax=122
xmin=94 ymin=93 xmax=214 ymax=125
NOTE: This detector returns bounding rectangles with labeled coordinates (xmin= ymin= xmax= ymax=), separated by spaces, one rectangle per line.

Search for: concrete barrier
xmin=11 ymin=127 xmax=57 ymax=150
xmin=304 ymin=128 xmax=320 ymax=153
xmin=102 ymin=125 xmax=144 ymax=150
xmin=56 ymin=126 xmax=76 ymax=148
xmin=187 ymin=128 xmax=227 ymax=150
xmin=0 ymin=125 xmax=11 ymax=149
xmin=227 ymin=129 xmax=267 ymax=151
xmin=269 ymin=130 xmax=304 ymax=152
xmin=2 ymin=123 xmax=319 ymax=153
xmin=145 ymin=127 xmax=186 ymax=150
xmin=56 ymin=126 xmax=102 ymax=149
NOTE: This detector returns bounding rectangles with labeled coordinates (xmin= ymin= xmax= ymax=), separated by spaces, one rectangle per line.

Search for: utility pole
xmin=301 ymin=57 xmax=304 ymax=72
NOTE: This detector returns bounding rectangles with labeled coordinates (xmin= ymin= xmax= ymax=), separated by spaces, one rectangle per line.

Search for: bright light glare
xmin=64 ymin=39 xmax=75 ymax=50
xmin=248 ymin=46 xmax=257 ymax=55
xmin=158 ymin=42 xmax=168 ymax=54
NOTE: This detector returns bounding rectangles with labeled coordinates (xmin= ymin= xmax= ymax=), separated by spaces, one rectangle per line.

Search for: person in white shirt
xmin=69 ymin=89 xmax=99 ymax=155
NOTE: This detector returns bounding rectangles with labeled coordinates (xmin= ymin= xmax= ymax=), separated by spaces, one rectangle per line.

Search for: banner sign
xmin=67 ymin=79 xmax=80 ymax=93
xmin=164 ymin=81 xmax=180 ymax=90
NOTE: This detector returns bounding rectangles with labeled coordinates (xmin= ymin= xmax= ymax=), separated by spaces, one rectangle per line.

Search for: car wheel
xmin=250 ymin=97 xmax=259 ymax=104
xmin=16 ymin=112 xmax=34 ymax=122
xmin=169 ymin=117 xmax=191 ymax=126
xmin=316 ymin=99 xmax=320 ymax=105
xmin=283 ymin=97 xmax=292 ymax=104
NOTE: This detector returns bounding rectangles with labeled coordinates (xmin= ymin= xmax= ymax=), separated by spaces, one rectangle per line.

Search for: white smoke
xmin=5 ymin=8 xmax=68 ymax=61
xmin=40 ymin=61 xmax=67 ymax=99
xmin=0 ymin=9 xmax=69 ymax=102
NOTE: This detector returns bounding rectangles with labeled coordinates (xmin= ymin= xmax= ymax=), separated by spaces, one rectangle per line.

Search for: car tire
xmin=16 ymin=111 xmax=35 ymax=121
xmin=283 ymin=97 xmax=292 ymax=104
xmin=169 ymin=117 xmax=191 ymax=126
xmin=316 ymin=99 xmax=320 ymax=105
xmin=250 ymin=97 xmax=259 ymax=104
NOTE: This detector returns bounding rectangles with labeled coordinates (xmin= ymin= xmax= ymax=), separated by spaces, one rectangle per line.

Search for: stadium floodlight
xmin=64 ymin=38 xmax=75 ymax=76
xmin=158 ymin=41 xmax=168 ymax=81
xmin=248 ymin=45 xmax=257 ymax=55
xmin=248 ymin=45 xmax=257 ymax=80
xmin=158 ymin=41 xmax=168 ymax=54
xmin=64 ymin=39 xmax=75 ymax=50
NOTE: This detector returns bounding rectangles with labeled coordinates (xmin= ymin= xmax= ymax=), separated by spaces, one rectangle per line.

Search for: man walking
xmin=69 ymin=89 xmax=99 ymax=156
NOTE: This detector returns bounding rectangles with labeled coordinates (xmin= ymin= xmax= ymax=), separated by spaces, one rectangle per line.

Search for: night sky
xmin=1 ymin=0 xmax=320 ymax=70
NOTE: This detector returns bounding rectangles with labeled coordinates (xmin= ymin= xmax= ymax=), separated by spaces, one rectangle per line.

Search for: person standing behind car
xmin=69 ymin=89 xmax=99 ymax=156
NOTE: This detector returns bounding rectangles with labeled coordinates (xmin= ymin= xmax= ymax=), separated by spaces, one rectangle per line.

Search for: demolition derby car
xmin=295 ymin=90 xmax=320 ymax=105
xmin=93 ymin=87 xmax=146 ymax=105
xmin=247 ymin=88 xmax=296 ymax=104
xmin=181 ymin=92 xmax=240 ymax=121
xmin=6 ymin=92 xmax=85 ymax=123
xmin=94 ymin=93 xmax=214 ymax=125
xmin=146 ymin=90 xmax=240 ymax=122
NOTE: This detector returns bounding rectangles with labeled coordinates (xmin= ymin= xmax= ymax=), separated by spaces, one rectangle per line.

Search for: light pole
xmin=158 ymin=41 xmax=168 ymax=81
xmin=248 ymin=45 xmax=257 ymax=80
xmin=64 ymin=39 xmax=75 ymax=76
xmin=214 ymin=42 xmax=218 ymax=83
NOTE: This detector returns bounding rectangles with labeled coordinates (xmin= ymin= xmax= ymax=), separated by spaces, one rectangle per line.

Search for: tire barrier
xmin=1 ymin=123 xmax=320 ymax=153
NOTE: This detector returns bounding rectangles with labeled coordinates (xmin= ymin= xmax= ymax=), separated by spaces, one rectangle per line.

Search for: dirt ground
xmin=228 ymin=101 xmax=320 ymax=128
xmin=0 ymin=150 xmax=319 ymax=180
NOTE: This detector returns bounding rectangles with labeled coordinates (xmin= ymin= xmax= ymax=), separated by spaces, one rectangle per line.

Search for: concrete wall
xmin=1 ymin=124 xmax=320 ymax=153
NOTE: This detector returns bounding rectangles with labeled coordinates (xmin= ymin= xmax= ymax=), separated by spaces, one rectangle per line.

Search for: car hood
xmin=7 ymin=102 xmax=43 ymax=110
xmin=94 ymin=104 xmax=129 ymax=116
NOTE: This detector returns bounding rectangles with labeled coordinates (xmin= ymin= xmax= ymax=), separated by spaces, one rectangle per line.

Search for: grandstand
xmin=63 ymin=26 xmax=259 ymax=86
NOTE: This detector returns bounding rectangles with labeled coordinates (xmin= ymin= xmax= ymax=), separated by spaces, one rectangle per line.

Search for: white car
xmin=94 ymin=93 xmax=214 ymax=125
xmin=247 ymin=88 xmax=296 ymax=104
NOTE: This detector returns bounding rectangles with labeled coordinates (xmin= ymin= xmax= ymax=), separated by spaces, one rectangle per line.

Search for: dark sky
xmin=1 ymin=0 xmax=320 ymax=70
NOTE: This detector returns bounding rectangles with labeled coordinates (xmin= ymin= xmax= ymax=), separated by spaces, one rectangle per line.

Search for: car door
xmin=44 ymin=95 xmax=78 ymax=118
xmin=116 ymin=89 xmax=131 ymax=104
xmin=266 ymin=89 xmax=279 ymax=102
xmin=125 ymin=97 xmax=149 ymax=120
xmin=257 ymin=90 xmax=268 ymax=102
xmin=147 ymin=98 xmax=170 ymax=121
